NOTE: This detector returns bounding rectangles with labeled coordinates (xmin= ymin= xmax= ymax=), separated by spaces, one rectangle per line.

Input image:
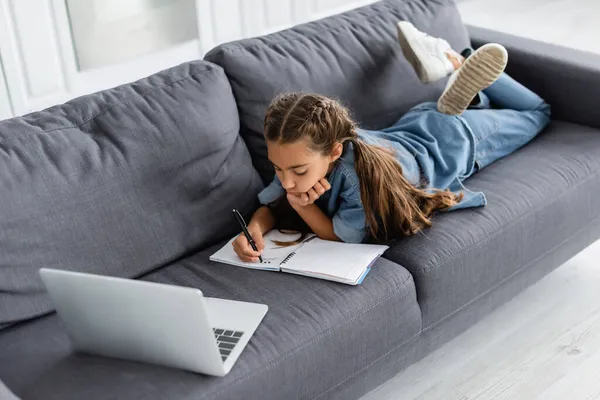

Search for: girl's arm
xmin=291 ymin=203 xmax=340 ymax=242
xmin=247 ymin=206 xmax=276 ymax=235
xmin=287 ymin=177 xmax=368 ymax=243
xmin=232 ymin=206 xmax=275 ymax=262
xmin=287 ymin=178 xmax=341 ymax=241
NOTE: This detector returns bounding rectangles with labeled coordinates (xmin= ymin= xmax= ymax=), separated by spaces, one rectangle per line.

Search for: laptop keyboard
xmin=213 ymin=328 xmax=244 ymax=362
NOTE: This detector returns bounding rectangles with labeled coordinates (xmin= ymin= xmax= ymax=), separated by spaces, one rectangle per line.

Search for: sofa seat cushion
xmin=0 ymin=61 xmax=263 ymax=326
xmin=205 ymin=0 xmax=470 ymax=183
xmin=384 ymin=121 xmax=600 ymax=328
xmin=0 ymin=242 xmax=421 ymax=400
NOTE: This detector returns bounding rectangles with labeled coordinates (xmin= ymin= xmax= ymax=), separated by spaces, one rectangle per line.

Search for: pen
xmin=232 ymin=209 xmax=263 ymax=263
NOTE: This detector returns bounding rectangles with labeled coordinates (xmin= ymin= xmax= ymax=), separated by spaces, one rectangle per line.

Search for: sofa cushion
xmin=0 ymin=380 xmax=18 ymax=400
xmin=205 ymin=0 xmax=470 ymax=183
xmin=0 ymin=242 xmax=421 ymax=400
xmin=0 ymin=61 xmax=263 ymax=326
xmin=384 ymin=121 xmax=600 ymax=328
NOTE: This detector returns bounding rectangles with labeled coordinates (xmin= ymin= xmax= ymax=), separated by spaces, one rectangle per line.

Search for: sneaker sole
xmin=397 ymin=21 xmax=435 ymax=83
xmin=437 ymin=44 xmax=508 ymax=115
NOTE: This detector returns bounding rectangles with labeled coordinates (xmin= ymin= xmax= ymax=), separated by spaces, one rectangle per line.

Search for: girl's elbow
xmin=317 ymin=232 xmax=342 ymax=242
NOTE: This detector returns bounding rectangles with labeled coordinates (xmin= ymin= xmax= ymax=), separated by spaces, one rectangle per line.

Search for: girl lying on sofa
xmin=232 ymin=21 xmax=551 ymax=262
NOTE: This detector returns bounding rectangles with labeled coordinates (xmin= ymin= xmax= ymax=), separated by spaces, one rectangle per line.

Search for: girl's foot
xmin=396 ymin=21 xmax=461 ymax=83
xmin=437 ymin=43 xmax=508 ymax=116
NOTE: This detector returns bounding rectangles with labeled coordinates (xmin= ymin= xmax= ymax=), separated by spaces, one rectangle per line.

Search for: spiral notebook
xmin=209 ymin=231 xmax=389 ymax=285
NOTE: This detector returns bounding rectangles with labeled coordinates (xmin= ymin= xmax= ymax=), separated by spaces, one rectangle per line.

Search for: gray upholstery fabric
xmin=205 ymin=0 xmax=470 ymax=183
xmin=0 ymin=245 xmax=420 ymax=400
xmin=0 ymin=61 xmax=263 ymax=326
xmin=468 ymin=25 xmax=600 ymax=130
xmin=384 ymin=121 xmax=600 ymax=327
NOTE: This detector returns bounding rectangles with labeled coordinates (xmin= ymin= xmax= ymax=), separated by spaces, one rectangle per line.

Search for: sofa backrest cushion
xmin=205 ymin=0 xmax=470 ymax=183
xmin=0 ymin=61 xmax=263 ymax=326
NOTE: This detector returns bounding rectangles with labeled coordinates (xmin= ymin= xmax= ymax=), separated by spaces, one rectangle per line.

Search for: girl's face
xmin=267 ymin=139 xmax=343 ymax=194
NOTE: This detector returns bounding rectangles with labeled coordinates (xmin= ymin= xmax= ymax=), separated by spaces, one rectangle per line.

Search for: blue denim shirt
xmin=258 ymin=102 xmax=487 ymax=243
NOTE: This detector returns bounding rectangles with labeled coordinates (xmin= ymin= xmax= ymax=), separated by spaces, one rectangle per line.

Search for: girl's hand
xmin=287 ymin=178 xmax=331 ymax=208
xmin=232 ymin=227 xmax=265 ymax=263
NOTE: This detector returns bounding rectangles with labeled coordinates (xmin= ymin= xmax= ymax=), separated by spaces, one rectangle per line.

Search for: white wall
xmin=0 ymin=0 xmax=377 ymax=120
xmin=0 ymin=57 xmax=11 ymax=120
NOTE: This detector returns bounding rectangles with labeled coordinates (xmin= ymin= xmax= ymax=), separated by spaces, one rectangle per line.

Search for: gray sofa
xmin=2 ymin=1 xmax=600 ymax=399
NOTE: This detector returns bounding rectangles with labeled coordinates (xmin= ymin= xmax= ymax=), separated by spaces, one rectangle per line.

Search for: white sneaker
xmin=396 ymin=21 xmax=456 ymax=84
xmin=437 ymin=43 xmax=508 ymax=116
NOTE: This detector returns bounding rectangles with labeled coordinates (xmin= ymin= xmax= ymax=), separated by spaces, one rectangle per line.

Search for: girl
xmin=232 ymin=21 xmax=551 ymax=262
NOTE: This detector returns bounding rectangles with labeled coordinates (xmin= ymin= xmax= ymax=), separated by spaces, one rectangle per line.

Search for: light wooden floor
xmin=362 ymin=1 xmax=600 ymax=398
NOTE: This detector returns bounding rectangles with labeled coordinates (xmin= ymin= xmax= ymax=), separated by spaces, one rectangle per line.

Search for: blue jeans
xmin=461 ymin=72 xmax=551 ymax=174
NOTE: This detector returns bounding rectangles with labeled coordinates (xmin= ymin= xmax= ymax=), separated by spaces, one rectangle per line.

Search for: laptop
xmin=39 ymin=268 xmax=268 ymax=377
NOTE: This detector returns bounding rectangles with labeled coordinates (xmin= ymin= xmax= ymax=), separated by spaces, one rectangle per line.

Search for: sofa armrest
xmin=468 ymin=25 xmax=600 ymax=129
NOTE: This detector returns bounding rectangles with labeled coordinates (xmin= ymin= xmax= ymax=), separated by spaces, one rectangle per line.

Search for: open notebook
xmin=209 ymin=231 xmax=389 ymax=285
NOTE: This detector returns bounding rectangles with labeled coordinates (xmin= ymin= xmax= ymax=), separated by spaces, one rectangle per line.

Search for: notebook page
xmin=281 ymin=238 xmax=388 ymax=281
xmin=209 ymin=231 xmax=306 ymax=270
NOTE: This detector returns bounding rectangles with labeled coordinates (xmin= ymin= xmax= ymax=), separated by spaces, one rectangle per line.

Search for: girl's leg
xmin=396 ymin=21 xmax=458 ymax=84
xmin=461 ymin=105 xmax=551 ymax=172
xmin=394 ymin=21 xmax=551 ymax=173
xmin=395 ymin=21 xmax=509 ymax=115
xmin=461 ymin=47 xmax=546 ymax=111
xmin=458 ymin=48 xmax=551 ymax=172
xmin=437 ymin=44 xmax=508 ymax=115
xmin=482 ymin=72 xmax=546 ymax=111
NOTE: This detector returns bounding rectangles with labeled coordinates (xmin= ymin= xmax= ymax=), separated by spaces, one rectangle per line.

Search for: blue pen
xmin=232 ymin=209 xmax=263 ymax=263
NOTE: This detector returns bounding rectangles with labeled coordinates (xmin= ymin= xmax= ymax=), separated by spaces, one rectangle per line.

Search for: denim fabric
xmin=360 ymin=104 xmax=486 ymax=211
xmin=258 ymin=72 xmax=551 ymax=243
xmin=462 ymin=72 xmax=551 ymax=172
